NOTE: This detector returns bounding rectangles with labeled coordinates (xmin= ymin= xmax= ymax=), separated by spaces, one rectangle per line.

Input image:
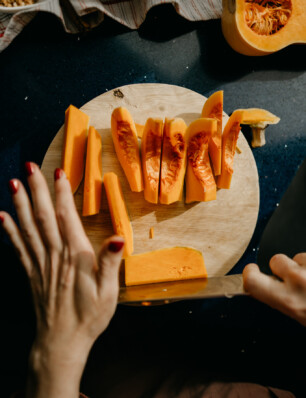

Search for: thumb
xmin=97 ymin=236 xmax=125 ymax=295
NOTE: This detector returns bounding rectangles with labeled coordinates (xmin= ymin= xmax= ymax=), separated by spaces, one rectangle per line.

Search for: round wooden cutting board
xmin=41 ymin=83 xmax=259 ymax=277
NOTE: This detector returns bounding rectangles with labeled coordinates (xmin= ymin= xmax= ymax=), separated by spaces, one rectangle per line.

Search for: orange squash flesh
xmin=159 ymin=118 xmax=188 ymax=204
xmin=217 ymin=110 xmax=244 ymax=189
xmin=135 ymin=123 xmax=145 ymax=138
xmin=221 ymin=0 xmax=306 ymax=56
xmin=103 ymin=172 xmax=133 ymax=258
xmin=62 ymin=105 xmax=90 ymax=194
xmin=141 ymin=118 xmax=164 ymax=204
xmin=125 ymin=247 xmax=207 ymax=286
xmin=111 ymin=107 xmax=144 ymax=192
xmin=82 ymin=126 xmax=102 ymax=216
xmin=185 ymin=118 xmax=217 ymax=203
xmin=201 ymin=91 xmax=223 ymax=176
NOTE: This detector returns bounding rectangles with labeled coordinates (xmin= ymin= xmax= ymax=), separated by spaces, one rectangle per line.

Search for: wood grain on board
xmin=41 ymin=83 xmax=259 ymax=277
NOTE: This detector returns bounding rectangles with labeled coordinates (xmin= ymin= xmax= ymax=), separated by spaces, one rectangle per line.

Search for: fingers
xmin=243 ymin=263 xmax=286 ymax=311
xmin=0 ymin=211 xmax=33 ymax=276
xmin=97 ymin=236 xmax=124 ymax=298
xmin=9 ymin=178 xmax=46 ymax=269
xmin=269 ymin=253 xmax=302 ymax=280
xmin=25 ymin=162 xmax=62 ymax=253
xmin=293 ymin=252 xmax=306 ymax=266
xmin=54 ymin=168 xmax=92 ymax=254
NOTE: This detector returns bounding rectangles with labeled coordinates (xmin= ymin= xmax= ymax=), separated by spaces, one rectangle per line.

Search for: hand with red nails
xmin=243 ymin=253 xmax=306 ymax=326
xmin=0 ymin=162 xmax=124 ymax=398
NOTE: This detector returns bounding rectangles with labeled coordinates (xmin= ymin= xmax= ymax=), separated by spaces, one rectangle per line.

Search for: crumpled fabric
xmin=0 ymin=0 xmax=222 ymax=53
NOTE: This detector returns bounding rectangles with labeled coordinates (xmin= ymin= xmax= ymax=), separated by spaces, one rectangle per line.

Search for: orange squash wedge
xmin=185 ymin=118 xmax=217 ymax=203
xmin=82 ymin=126 xmax=102 ymax=216
xmin=217 ymin=110 xmax=244 ymax=189
xmin=111 ymin=107 xmax=144 ymax=192
xmin=221 ymin=0 xmax=306 ymax=56
xmin=62 ymin=105 xmax=90 ymax=194
xmin=159 ymin=118 xmax=188 ymax=204
xmin=125 ymin=247 xmax=207 ymax=286
xmin=201 ymin=91 xmax=223 ymax=176
xmin=141 ymin=118 xmax=164 ymax=204
xmin=104 ymin=172 xmax=133 ymax=258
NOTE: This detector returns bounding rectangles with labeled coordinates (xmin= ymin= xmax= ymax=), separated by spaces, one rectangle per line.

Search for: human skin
xmin=0 ymin=162 xmax=125 ymax=398
xmin=243 ymin=253 xmax=306 ymax=326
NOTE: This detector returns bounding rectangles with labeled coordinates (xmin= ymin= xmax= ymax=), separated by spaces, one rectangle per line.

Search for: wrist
xmin=26 ymin=339 xmax=91 ymax=398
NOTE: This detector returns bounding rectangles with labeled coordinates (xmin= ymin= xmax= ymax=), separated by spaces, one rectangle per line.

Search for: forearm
xmin=25 ymin=342 xmax=90 ymax=398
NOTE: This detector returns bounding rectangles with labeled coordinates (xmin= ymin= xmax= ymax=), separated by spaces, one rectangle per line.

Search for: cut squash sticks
xmin=185 ymin=118 xmax=217 ymax=203
xmin=141 ymin=118 xmax=164 ymax=204
xmin=217 ymin=110 xmax=244 ymax=189
xmin=82 ymin=126 xmax=102 ymax=216
xmin=62 ymin=105 xmax=89 ymax=194
xmin=201 ymin=90 xmax=223 ymax=176
xmin=104 ymin=172 xmax=133 ymax=258
xmin=111 ymin=107 xmax=143 ymax=192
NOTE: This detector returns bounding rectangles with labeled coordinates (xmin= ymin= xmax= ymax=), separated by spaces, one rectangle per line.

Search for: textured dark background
xmin=0 ymin=4 xmax=306 ymax=397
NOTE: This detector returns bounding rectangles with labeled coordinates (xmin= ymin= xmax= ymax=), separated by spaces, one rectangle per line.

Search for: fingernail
xmin=9 ymin=179 xmax=19 ymax=195
xmin=54 ymin=168 xmax=63 ymax=181
xmin=25 ymin=161 xmax=35 ymax=176
xmin=0 ymin=214 xmax=4 ymax=224
xmin=108 ymin=240 xmax=124 ymax=253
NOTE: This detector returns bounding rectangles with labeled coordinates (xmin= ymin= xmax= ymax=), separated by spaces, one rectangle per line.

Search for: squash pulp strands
xmin=82 ymin=126 xmax=103 ymax=216
xmin=141 ymin=118 xmax=164 ymax=204
xmin=217 ymin=110 xmax=244 ymax=189
xmin=111 ymin=107 xmax=144 ymax=192
xmin=62 ymin=105 xmax=90 ymax=194
xmin=185 ymin=118 xmax=217 ymax=203
xmin=201 ymin=90 xmax=223 ymax=176
xmin=159 ymin=118 xmax=188 ymax=204
xmin=103 ymin=172 xmax=133 ymax=258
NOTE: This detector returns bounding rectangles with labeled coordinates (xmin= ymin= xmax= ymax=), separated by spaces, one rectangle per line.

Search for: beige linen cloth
xmin=0 ymin=0 xmax=222 ymax=53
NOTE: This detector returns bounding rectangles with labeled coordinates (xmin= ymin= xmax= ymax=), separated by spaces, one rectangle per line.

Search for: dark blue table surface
xmin=1 ymin=5 xmax=306 ymax=397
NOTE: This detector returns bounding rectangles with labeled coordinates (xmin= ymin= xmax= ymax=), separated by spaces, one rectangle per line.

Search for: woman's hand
xmin=243 ymin=253 xmax=306 ymax=326
xmin=0 ymin=162 xmax=124 ymax=398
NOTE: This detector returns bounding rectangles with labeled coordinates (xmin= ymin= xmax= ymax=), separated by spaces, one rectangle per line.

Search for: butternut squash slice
xmin=217 ymin=110 xmax=244 ymax=189
xmin=221 ymin=0 xmax=306 ymax=56
xmin=82 ymin=126 xmax=102 ymax=216
xmin=104 ymin=172 xmax=133 ymax=258
xmin=159 ymin=118 xmax=188 ymax=204
xmin=125 ymin=247 xmax=207 ymax=286
xmin=141 ymin=118 xmax=164 ymax=204
xmin=135 ymin=123 xmax=145 ymax=138
xmin=62 ymin=105 xmax=90 ymax=194
xmin=111 ymin=107 xmax=144 ymax=192
xmin=201 ymin=91 xmax=223 ymax=176
xmin=239 ymin=108 xmax=280 ymax=147
xmin=186 ymin=118 xmax=218 ymax=203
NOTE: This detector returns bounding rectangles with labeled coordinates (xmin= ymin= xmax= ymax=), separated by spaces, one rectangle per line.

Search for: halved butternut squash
xmin=104 ymin=172 xmax=133 ymax=258
xmin=221 ymin=0 xmax=306 ymax=56
xmin=159 ymin=118 xmax=188 ymax=204
xmin=82 ymin=126 xmax=102 ymax=216
xmin=62 ymin=105 xmax=89 ymax=194
xmin=141 ymin=118 xmax=164 ymax=203
xmin=125 ymin=247 xmax=207 ymax=286
xmin=217 ymin=110 xmax=244 ymax=189
xmin=111 ymin=107 xmax=144 ymax=192
xmin=201 ymin=91 xmax=223 ymax=176
xmin=185 ymin=118 xmax=217 ymax=203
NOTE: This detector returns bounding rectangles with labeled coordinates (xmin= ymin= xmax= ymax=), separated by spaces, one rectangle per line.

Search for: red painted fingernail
xmin=54 ymin=168 xmax=63 ymax=181
xmin=9 ymin=179 xmax=19 ymax=195
xmin=0 ymin=214 xmax=4 ymax=224
xmin=108 ymin=240 xmax=124 ymax=253
xmin=25 ymin=162 xmax=35 ymax=176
